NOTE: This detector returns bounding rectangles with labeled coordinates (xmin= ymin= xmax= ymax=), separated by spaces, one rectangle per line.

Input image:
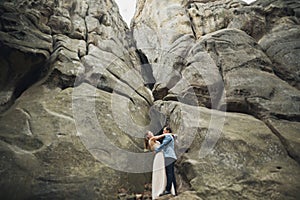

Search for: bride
xmin=144 ymin=131 xmax=176 ymax=199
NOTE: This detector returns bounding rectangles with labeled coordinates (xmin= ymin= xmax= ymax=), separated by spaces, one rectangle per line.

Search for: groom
xmin=155 ymin=126 xmax=177 ymax=196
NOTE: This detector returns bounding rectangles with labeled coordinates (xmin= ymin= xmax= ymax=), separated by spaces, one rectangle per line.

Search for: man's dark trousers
xmin=165 ymin=157 xmax=177 ymax=194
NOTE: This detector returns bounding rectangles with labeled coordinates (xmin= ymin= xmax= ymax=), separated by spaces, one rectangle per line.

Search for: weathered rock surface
xmin=259 ymin=20 xmax=300 ymax=89
xmin=201 ymin=28 xmax=300 ymax=120
xmin=0 ymin=82 xmax=151 ymax=199
xmin=0 ymin=0 xmax=299 ymax=199
xmin=229 ymin=0 xmax=300 ymax=89
xmin=0 ymin=85 xmax=121 ymax=199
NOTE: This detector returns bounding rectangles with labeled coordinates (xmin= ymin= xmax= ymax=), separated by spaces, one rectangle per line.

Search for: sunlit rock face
xmin=0 ymin=0 xmax=299 ymax=199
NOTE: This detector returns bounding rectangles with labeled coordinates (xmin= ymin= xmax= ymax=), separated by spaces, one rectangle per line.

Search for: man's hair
xmin=165 ymin=126 xmax=172 ymax=133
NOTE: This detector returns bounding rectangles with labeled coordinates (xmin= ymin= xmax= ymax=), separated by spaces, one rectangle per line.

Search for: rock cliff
xmin=0 ymin=0 xmax=299 ymax=199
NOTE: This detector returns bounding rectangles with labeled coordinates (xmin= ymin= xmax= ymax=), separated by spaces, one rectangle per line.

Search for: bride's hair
xmin=144 ymin=132 xmax=150 ymax=150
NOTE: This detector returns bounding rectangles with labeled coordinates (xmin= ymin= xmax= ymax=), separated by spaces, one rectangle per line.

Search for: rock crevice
xmin=0 ymin=0 xmax=300 ymax=199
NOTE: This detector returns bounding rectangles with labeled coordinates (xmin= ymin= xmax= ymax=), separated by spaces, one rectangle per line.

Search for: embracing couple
xmin=144 ymin=126 xmax=177 ymax=199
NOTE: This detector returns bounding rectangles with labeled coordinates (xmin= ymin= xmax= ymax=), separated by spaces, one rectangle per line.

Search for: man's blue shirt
xmin=155 ymin=134 xmax=177 ymax=160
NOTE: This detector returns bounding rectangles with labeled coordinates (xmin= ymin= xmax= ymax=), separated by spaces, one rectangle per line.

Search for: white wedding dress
xmin=151 ymin=141 xmax=176 ymax=199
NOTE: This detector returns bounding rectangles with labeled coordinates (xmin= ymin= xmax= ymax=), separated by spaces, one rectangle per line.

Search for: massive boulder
xmin=152 ymin=100 xmax=300 ymax=199
xmin=0 ymin=0 xmax=299 ymax=199
xmin=132 ymin=0 xmax=300 ymax=199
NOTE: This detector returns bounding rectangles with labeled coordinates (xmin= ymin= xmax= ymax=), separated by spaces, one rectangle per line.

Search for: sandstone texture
xmin=0 ymin=0 xmax=299 ymax=199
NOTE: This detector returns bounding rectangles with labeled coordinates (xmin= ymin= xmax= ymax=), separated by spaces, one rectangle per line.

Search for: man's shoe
xmin=159 ymin=191 xmax=171 ymax=196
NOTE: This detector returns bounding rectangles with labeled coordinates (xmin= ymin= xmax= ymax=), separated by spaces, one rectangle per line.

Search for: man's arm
xmin=155 ymin=135 xmax=172 ymax=153
xmin=153 ymin=134 xmax=165 ymax=140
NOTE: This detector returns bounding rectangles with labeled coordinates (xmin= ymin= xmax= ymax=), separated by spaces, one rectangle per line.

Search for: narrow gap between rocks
xmin=263 ymin=119 xmax=300 ymax=165
xmin=185 ymin=2 xmax=198 ymax=40
xmin=105 ymin=67 xmax=152 ymax=106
